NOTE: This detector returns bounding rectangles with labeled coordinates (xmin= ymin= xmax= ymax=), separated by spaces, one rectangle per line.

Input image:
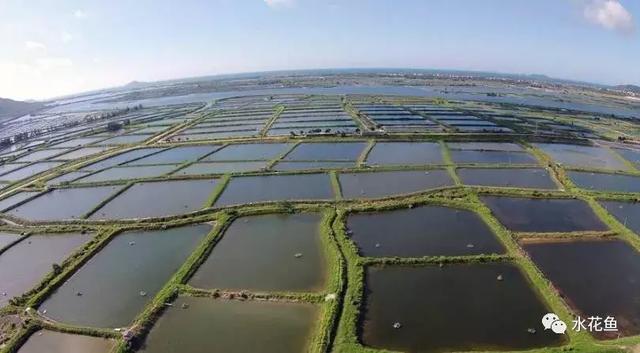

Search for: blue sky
xmin=1 ymin=0 xmax=638 ymax=100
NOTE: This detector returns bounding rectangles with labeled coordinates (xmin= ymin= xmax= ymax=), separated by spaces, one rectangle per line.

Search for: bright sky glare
xmin=0 ymin=0 xmax=638 ymax=100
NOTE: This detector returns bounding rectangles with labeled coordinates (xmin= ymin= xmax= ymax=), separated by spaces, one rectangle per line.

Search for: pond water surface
xmin=190 ymin=213 xmax=326 ymax=291
xmin=39 ymin=224 xmax=210 ymax=328
xmin=16 ymin=330 xmax=114 ymax=353
xmin=340 ymin=170 xmax=453 ymax=199
xmin=362 ymin=264 xmax=562 ymax=352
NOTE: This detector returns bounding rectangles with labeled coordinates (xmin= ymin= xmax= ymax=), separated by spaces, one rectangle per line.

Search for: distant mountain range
xmin=612 ymin=85 xmax=640 ymax=94
xmin=0 ymin=97 xmax=44 ymax=122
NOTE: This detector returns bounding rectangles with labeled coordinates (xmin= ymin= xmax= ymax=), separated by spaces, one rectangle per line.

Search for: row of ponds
xmin=3 ymin=202 xmax=640 ymax=352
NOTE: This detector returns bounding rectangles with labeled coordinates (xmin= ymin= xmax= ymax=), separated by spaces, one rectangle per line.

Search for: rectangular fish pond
xmin=481 ymin=196 xmax=609 ymax=233
xmin=534 ymin=143 xmax=629 ymax=171
xmin=139 ymin=297 xmax=318 ymax=353
xmin=39 ymin=224 xmax=211 ymax=328
xmin=203 ymin=143 xmax=293 ymax=161
xmin=458 ymin=168 xmax=558 ymax=189
xmin=339 ymin=170 xmax=453 ymax=199
xmin=283 ymin=142 xmax=366 ymax=161
xmin=89 ymin=179 xmax=218 ymax=219
xmin=8 ymin=186 xmax=123 ymax=221
xmin=365 ymin=142 xmax=443 ymax=166
xmin=0 ymin=232 xmax=93 ymax=307
xmin=600 ymin=200 xmax=640 ymax=236
xmin=346 ymin=206 xmax=504 ymax=257
xmin=214 ymin=174 xmax=334 ymax=207
xmin=567 ymin=171 xmax=640 ymax=193
xmin=450 ymin=150 xmax=538 ymax=165
xmin=15 ymin=330 xmax=114 ymax=353
xmin=189 ymin=213 xmax=326 ymax=291
xmin=523 ymin=239 xmax=640 ymax=338
xmin=361 ymin=264 xmax=563 ymax=352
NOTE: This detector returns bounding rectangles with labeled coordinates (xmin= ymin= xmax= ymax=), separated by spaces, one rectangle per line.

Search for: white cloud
xmin=264 ymin=0 xmax=295 ymax=8
xmin=73 ymin=9 xmax=87 ymax=19
xmin=583 ymin=0 xmax=635 ymax=35
xmin=61 ymin=31 xmax=73 ymax=43
xmin=24 ymin=41 xmax=46 ymax=51
xmin=35 ymin=57 xmax=73 ymax=70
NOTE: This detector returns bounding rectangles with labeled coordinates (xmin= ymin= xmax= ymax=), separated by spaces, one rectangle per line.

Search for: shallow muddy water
xmin=139 ymin=297 xmax=318 ymax=353
xmin=190 ymin=213 xmax=326 ymax=291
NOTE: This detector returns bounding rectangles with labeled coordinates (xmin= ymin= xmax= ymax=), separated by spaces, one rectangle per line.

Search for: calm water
xmin=0 ymin=162 xmax=63 ymax=182
xmin=481 ymin=196 xmax=609 ymax=232
xmin=126 ymin=145 xmax=220 ymax=165
xmin=214 ymin=174 xmax=334 ymax=207
xmin=98 ymin=134 xmax=151 ymax=145
xmin=366 ymin=142 xmax=443 ymax=165
xmin=600 ymin=201 xmax=640 ymax=235
xmin=173 ymin=161 xmax=267 ymax=175
xmin=9 ymin=186 xmax=123 ymax=221
xmin=16 ymin=330 xmax=114 ymax=353
xmin=447 ymin=142 xmax=524 ymax=152
xmin=340 ymin=170 xmax=453 ymax=199
xmin=40 ymin=224 xmax=210 ymax=328
xmin=273 ymin=161 xmax=354 ymax=171
xmin=204 ymin=143 xmax=293 ymax=161
xmin=77 ymin=165 xmax=179 ymax=183
xmin=567 ymin=171 xmax=640 ymax=193
xmin=450 ymin=151 xmax=538 ymax=165
xmin=0 ymin=233 xmax=92 ymax=307
xmin=55 ymin=147 xmax=111 ymax=160
xmin=190 ymin=213 xmax=326 ymax=291
xmin=0 ymin=191 xmax=40 ymax=212
xmin=458 ymin=168 xmax=557 ymax=189
xmin=0 ymin=232 xmax=20 ymax=250
xmin=284 ymin=142 xmax=366 ymax=161
xmin=534 ymin=143 xmax=629 ymax=171
xmin=90 ymin=179 xmax=217 ymax=219
xmin=615 ymin=148 xmax=640 ymax=167
xmin=82 ymin=148 xmax=165 ymax=171
xmin=46 ymin=171 xmax=90 ymax=185
xmin=523 ymin=239 xmax=640 ymax=338
xmin=362 ymin=264 xmax=562 ymax=352
xmin=13 ymin=149 xmax=71 ymax=163
xmin=347 ymin=206 xmax=504 ymax=257
xmin=140 ymin=297 xmax=318 ymax=353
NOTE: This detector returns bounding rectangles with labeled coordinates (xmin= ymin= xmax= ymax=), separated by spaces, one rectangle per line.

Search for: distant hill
xmin=612 ymin=85 xmax=640 ymax=94
xmin=0 ymin=97 xmax=44 ymax=122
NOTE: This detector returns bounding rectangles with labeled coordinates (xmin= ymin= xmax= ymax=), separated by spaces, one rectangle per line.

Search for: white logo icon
xmin=551 ymin=320 xmax=567 ymax=334
xmin=542 ymin=313 xmax=566 ymax=334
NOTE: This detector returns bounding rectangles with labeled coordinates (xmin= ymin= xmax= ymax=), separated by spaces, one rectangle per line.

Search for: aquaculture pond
xmin=204 ymin=143 xmax=293 ymax=161
xmin=450 ymin=150 xmax=538 ymax=165
xmin=16 ymin=330 xmax=114 ymax=353
xmin=567 ymin=171 xmax=640 ymax=193
xmin=75 ymin=165 xmax=179 ymax=183
xmin=362 ymin=264 xmax=562 ymax=352
xmin=0 ymin=191 xmax=40 ymax=212
xmin=214 ymin=174 xmax=334 ymax=207
xmin=81 ymin=148 xmax=165 ymax=171
xmin=340 ymin=170 xmax=453 ymax=199
xmin=600 ymin=201 xmax=640 ymax=236
xmin=481 ymin=196 xmax=609 ymax=233
xmin=534 ymin=143 xmax=629 ymax=170
xmin=346 ymin=206 xmax=504 ymax=257
xmin=615 ymin=148 xmax=640 ymax=167
xmin=0 ymin=233 xmax=92 ymax=307
xmin=523 ymin=239 xmax=640 ymax=338
xmin=90 ymin=179 xmax=217 ymax=219
xmin=283 ymin=142 xmax=366 ymax=161
xmin=173 ymin=161 xmax=267 ymax=175
xmin=139 ymin=297 xmax=318 ymax=353
xmin=46 ymin=171 xmax=90 ymax=185
xmin=0 ymin=232 xmax=20 ymax=249
xmin=8 ymin=186 xmax=122 ymax=221
xmin=273 ymin=161 xmax=354 ymax=171
xmin=0 ymin=162 xmax=63 ymax=181
xmin=126 ymin=145 xmax=220 ymax=165
xmin=365 ymin=142 xmax=443 ymax=165
xmin=447 ymin=142 xmax=524 ymax=152
xmin=39 ymin=224 xmax=211 ymax=328
xmin=190 ymin=213 xmax=326 ymax=291
xmin=54 ymin=147 xmax=111 ymax=160
xmin=458 ymin=168 xmax=558 ymax=189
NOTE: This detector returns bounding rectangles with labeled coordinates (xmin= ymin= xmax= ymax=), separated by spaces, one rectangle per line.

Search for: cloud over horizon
xmin=264 ymin=0 xmax=295 ymax=8
xmin=583 ymin=0 xmax=635 ymax=35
